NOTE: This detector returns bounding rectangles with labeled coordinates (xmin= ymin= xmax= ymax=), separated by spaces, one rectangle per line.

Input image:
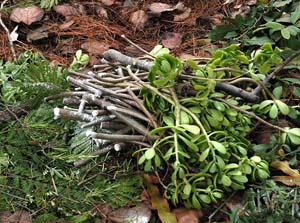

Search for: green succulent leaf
xmin=287 ymin=133 xmax=300 ymax=145
xmin=199 ymin=148 xmax=210 ymax=162
xmin=250 ymin=156 xmax=262 ymax=163
xmin=160 ymin=60 xmax=171 ymax=73
xmin=211 ymin=141 xmax=226 ymax=154
xmin=180 ymin=111 xmax=190 ymax=124
xmin=221 ymin=175 xmax=232 ymax=187
xmin=144 ymin=148 xmax=156 ymax=160
xmin=179 ymin=135 xmax=199 ymax=152
xmin=275 ymin=100 xmax=289 ymax=115
xmin=199 ymin=194 xmax=211 ymax=204
xmin=183 ymin=183 xmax=192 ymax=196
xmin=192 ymin=194 xmax=201 ymax=208
xmin=281 ymin=27 xmax=291 ymax=39
xmin=273 ymin=86 xmax=283 ymax=99
xmin=269 ymin=103 xmax=278 ymax=119
xmin=257 ymin=168 xmax=269 ymax=180
xmin=179 ymin=124 xmax=201 ymax=135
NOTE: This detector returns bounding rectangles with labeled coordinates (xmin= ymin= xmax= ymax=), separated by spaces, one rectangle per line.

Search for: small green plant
xmin=229 ymin=180 xmax=300 ymax=222
xmin=40 ymin=0 xmax=59 ymax=10
xmin=138 ymin=50 xmax=274 ymax=208
xmin=0 ymin=51 xmax=69 ymax=106
xmin=254 ymin=3 xmax=300 ymax=41
xmin=70 ymin=50 xmax=89 ymax=71
xmin=210 ymin=0 xmax=300 ymax=49
xmin=137 ymin=43 xmax=300 ymax=208
xmin=252 ymin=43 xmax=283 ymax=74
xmin=148 ymin=54 xmax=182 ymax=87
xmin=207 ymin=44 xmax=249 ymax=78
xmin=149 ymin=45 xmax=170 ymax=58
xmin=0 ymin=52 xmax=142 ymax=221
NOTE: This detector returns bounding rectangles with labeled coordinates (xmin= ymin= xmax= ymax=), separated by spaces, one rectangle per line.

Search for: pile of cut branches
xmin=52 ymin=45 xmax=300 ymax=212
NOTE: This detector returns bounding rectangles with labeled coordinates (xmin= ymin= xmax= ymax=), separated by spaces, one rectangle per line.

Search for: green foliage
xmin=230 ymin=180 xmax=300 ymax=222
xmin=253 ymin=43 xmax=282 ymax=74
xmin=210 ymin=0 xmax=300 ymax=50
xmin=0 ymin=52 xmax=142 ymax=220
xmin=254 ymin=3 xmax=300 ymax=42
xmin=70 ymin=50 xmax=90 ymax=71
xmin=0 ymin=51 xmax=69 ymax=106
xmin=207 ymin=44 xmax=249 ymax=78
xmin=0 ymin=104 xmax=142 ymax=219
xmin=209 ymin=15 xmax=256 ymax=42
xmin=138 ymin=50 xmax=274 ymax=208
xmin=40 ymin=0 xmax=59 ymax=10
xmin=256 ymin=99 xmax=289 ymax=119
xmin=148 ymin=54 xmax=183 ymax=88
xmin=149 ymin=45 xmax=170 ymax=58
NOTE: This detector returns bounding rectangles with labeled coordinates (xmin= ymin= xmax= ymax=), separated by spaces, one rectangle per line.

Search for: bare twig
xmin=110 ymin=109 xmax=153 ymax=140
xmin=44 ymin=91 xmax=86 ymax=102
xmin=74 ymin=144 xmax=115 ymax=168
xmin=84 ymin=80 xmax=132 ymax=99
xmin=0 ymin=0 xmax=16 ymax=60
xmin=103 ymin=49 xmax=153 ymax=71
xmin=86 ymin=130 xmax=157 ymax=142
xmin=104 ymin=49 xmax=260 ymax=102
xmin=216 ymin=82 xmax=259 ymax=102
xmin=127 ymin=86 xmax=158 ymax=128
xmin=54 ymin=107 xmax=94 ymax=122
xmin=74 ymin=128 xmax=132 ymax=167
xmin=106 ymin=105 xmax=150 ymax=123
xmin=67 ymin=76 xmax=102 ymax=96
xmin=121 ymin=34 xmax=155 ymax=59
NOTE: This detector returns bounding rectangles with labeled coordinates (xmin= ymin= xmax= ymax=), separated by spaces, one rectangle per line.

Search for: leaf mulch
xmin=0 ymin=0 xmax=237 ymax=63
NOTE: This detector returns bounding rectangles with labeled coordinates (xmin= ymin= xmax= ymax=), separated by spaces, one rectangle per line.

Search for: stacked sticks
xmin=50 ymin=54 xmax=158 ymax=167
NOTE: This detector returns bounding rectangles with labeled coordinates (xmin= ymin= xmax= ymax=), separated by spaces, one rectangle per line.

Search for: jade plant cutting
xmin=137 ymin=53 xmax=271 ymax=208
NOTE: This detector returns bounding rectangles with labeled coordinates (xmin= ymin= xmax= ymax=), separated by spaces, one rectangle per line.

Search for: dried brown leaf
xmin=10 ymin=6 xmax=44 ymax=25
xmin=210 ymin=13 xmax=225 ymax=26
xmin=0 ymin=211 xmax=11 ymax=222
xmin=124 ymin=45 xmax=144 ymax=57
xmin=162 ymin=32 xmax=183 ymax=49
xmin=81 ymin=40 xmax=110 ymax=56
xmin=88 ymin=55 xmax=101 ymax=66
xmin=96 ymin=7 xmax=108 ymax=19
xmin=108 ymin=203 xmax=151 ymax=223
xmin=54 ymin=5 xmax=81 ymax=17
xmin=271 ymin=159 xmax=300 ymax=177
xmin=225 ymin=193 xmax=243 ymax=211
xmin=197 ymin=49 xmax=212 ymax=58
xmin=143 ymin=174 xmax=177 ymax=223
xmin=148 ymin=3 xmax=173 ymax=14
xmin=179 ymin=53 xmax=196 ymax=60
xmin=173 ymin=2 xmax=186 ymax=11
xmin=273 ymin=176 xmax=300 ymax=186
xmin=123 ymin=0 xmax=135 ymax=7
xmin=173 ymin=208 xmax=203 ymax=223
xmin=26 ymin=25 xmax=50 ymax=42
xmin=247 ymin=0 xmax=257 ymax=5
xmin=101 ymin=0 xmax=115 ymax=6
xmin=233 ymin=3 xmax=243 ymax=9
xmin=174 ymin=8 xmax=191 ymax=22
xmin=231 ymin=5 xmax=251 ymax=18
xmin=92 ymin=203 xmax=113 ymax=216
xmin=8 ymin=210 xmax=31 ymax=223
xmin=129 ymin=10 xmax=148 ymax=30
xmin=59 ymin=20 xmax=75 ymax=30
